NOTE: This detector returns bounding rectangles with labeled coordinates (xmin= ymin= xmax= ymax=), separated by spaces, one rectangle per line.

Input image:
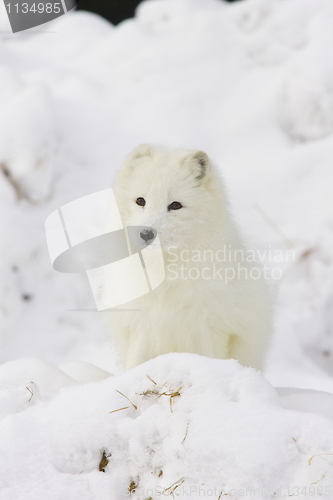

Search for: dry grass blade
xmin=116 ymin=390 xmax=137 ymax=410
xmin=140 ymin=378 xmax=182 ymax=413
xmin=140 ymin=389 xmax=160 ymax=397
xmin=169 ymin=388 xmax=181 ymax=397
xmin=26 ymin=385 xmax=34 ymax=402
xmin=109 ymin=406 xmax=130 ymax=414
xmin=309 ymin=452 xmax=333 ymax=465
xmin=181 ymin=422 xmax=189 ymax=445
xmin=150 ymin=386 xmax=182 ymax=410
xmin=153 ymin=391 xmax=167 ymax=401
xmin=146 ymin=374 xmax=157 ymax=385
xmin=164 ymin=477 xmax=185 ymax=496
xmin=311 ymin=474 xmax=325 ymax=485
xmin=168 ymin=387 xmax=182 ymax=413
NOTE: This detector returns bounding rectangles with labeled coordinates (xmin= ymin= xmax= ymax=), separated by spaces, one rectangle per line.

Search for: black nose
xmin=140 ymin=228 xmax=155 ymax=242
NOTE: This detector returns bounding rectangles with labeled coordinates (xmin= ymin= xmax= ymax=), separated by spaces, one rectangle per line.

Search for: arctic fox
xmin=111 ymin=144 xmax=272 ymax=371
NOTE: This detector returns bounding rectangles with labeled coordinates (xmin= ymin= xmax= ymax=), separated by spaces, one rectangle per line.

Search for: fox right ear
xmin=128 ymin=144 xmax=151 ymax=162
xmin=184 ymin=150 xmax=210 ymax=181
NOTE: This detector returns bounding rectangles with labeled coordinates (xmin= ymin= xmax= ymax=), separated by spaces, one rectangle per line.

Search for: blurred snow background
xmin=1 ymin=0 xmax=332 ymax=389
xmin=0 ymin=0 xmax=333 ymax=497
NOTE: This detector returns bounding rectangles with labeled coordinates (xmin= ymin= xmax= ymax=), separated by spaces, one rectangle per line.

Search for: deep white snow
xmin=0 ymin=0 xmax=333 ymax=497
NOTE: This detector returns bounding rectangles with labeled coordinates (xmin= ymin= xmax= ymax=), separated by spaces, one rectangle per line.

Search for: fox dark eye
xmin=136 ymin=197 xmax=146 ymax=207
xmin=168 ymin=201 xmax=183 ymax=211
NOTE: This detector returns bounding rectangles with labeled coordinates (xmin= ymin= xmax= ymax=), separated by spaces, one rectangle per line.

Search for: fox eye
xmin=168 ymin=201 xmax=183 ymax=211
xmin=136 ymin=197 xmax=146 ymax=207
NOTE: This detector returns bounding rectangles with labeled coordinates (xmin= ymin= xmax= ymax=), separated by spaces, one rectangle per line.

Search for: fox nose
xmin=140 ymin=228 xmax=156 ymax=243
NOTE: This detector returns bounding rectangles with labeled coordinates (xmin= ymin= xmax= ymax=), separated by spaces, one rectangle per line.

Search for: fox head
xmin=113 ymin=144 xmax=229 ymax=252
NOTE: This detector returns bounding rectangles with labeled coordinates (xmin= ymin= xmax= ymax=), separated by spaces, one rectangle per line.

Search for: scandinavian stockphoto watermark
xmin=45 ymin=189 xmax=165 ymax=311
xmin=45 ymin=189 xmax=292 ymax=310
xmin=165 ymin=245 xmax=295 ymax=283
xmin=125 ymin=484 xmax=332 ymax=498
xmin=4 ymin=0 xmax=78 ymax=33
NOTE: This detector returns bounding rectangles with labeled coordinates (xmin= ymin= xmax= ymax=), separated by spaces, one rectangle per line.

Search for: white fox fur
xmin=111 ymin=144 xmax=272 ymax=371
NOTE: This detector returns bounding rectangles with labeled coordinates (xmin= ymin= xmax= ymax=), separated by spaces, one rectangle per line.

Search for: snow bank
xmin=1 ymin=354 xmax=333 ymax=499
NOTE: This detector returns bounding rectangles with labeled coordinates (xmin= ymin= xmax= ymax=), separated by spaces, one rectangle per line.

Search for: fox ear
xmin=185 ymin=150 xmax=210 ymax=180
xmin=128 ymin=144 xmax=152 ymax=162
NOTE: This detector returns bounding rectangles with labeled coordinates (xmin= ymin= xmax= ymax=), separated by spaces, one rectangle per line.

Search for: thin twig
xmin=311 ymin=474 xmax=325 ymax=485
xmin=254 ymin=203 xmax=294 ymax=248
xmin=110 ymin=406 xmax=130 ymax=414
xmin=26 ymin=385 xmax=33 ymax=402
xmin=309 ymin=452 xmax=333 ymax=465
xmin=181 ymin=422 xmax=189 ymax=445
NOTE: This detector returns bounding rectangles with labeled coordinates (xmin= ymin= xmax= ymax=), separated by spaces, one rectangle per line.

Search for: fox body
xmin=111 ymin=144 xmax=271 ymax=370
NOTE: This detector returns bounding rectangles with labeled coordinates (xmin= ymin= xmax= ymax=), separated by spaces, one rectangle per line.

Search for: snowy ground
xmin=0 ymin=0 xmax=333 ymax=497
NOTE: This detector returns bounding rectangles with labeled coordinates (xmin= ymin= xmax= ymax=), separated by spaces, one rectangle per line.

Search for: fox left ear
xmin=128 ymin=144 xmax=151 ymax=161
xmin=186 ymin=150 xmax=210 ymax=180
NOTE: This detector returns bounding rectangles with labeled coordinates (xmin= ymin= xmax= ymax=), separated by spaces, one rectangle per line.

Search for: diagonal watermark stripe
xmin=45 ymin=188 xmax=165 ymax=311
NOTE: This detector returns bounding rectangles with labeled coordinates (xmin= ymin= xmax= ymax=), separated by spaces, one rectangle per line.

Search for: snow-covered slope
xmin=0 ymin=0 xmax=333 ymax=496
xmin=1 ymin=354 xmax=333 ymax=499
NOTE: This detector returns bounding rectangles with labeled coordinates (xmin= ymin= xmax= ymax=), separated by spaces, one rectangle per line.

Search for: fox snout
xmin=140 ymin=228 xmax=156 ymax=243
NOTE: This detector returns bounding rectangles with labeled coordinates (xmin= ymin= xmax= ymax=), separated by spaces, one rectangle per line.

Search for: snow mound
xmin=278 ymin=75 xmax=333 ymax=141
xmin=277 ymin=386 xmax=333 ymax=420
xmin=278 ymin=10 xmax=333 ymax=141
xmin=0 ymin=357 xmax=77 ymax=395
xmin=1 ymin=354 xmax=333 ymax=498
xmin=0 ymin=85 xmax=55 ymax=202
xmin=136 ymin=0 xmax=222 ymax=32
xmin=60 ymin=360 xmax=112 ymax=383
